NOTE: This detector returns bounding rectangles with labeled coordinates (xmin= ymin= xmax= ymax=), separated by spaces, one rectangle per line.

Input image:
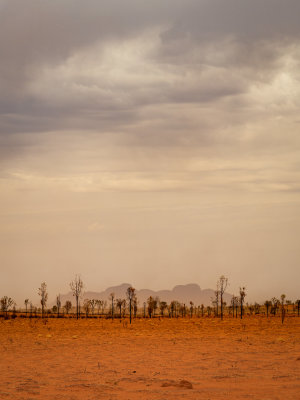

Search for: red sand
xmin=1 ymin=316 xmax=299 ymax=399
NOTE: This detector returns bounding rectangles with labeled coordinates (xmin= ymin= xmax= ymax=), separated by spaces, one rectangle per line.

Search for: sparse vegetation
xmin=24 ymin=299 xmax=29 ymax=314
xmin=218 ymin=275 xmax=228 ymax=320
xmin=0 ymin=277 xmax=298 ymax=323
xmin=56 ymin=294 xmax=61 ymax=317
xmin=127 ymin=287 xmax=136 ymax=324
xmin=38 ymin=282 xmax=48 ymax=319
xmin=281 ymin=294 xmax=286 ymax=324
xmin=70 ymin=275 xmax=83 ymax=319
xmin=109 ymin=293 xmax=115 ymax=320
xmin=1 ymin=296 xmax=15 ymax=318
xmin=64 ymin=300 xmax=72 ymax=315
xmin=239 ymin=287 xmax=246 ymax=319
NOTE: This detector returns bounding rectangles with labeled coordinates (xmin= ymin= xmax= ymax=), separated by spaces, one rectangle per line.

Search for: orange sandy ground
xmin=0 ymin=316 xmax=300 ymax=400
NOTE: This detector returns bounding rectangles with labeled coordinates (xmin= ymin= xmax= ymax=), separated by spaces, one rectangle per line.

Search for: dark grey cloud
xmin=0 ymin=0 xmax=300 ymax=150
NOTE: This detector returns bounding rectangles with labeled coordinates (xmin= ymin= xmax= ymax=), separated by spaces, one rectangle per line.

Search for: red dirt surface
xmin=1 ymin=316 xmax=299 ymax=399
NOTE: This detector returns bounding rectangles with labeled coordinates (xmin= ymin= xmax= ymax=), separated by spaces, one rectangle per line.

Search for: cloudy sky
xmin=1 ymin=0 xmax=300 ymax=305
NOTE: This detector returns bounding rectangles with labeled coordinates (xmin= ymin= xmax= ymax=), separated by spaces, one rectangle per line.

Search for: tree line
xmin=1 ymin=275 xmax=299 ymax=323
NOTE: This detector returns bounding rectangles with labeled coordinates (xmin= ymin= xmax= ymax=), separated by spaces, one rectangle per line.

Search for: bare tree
xmin=271 ymin=297 xmax=280 ymax=316
xmin=207 ymin=306 xmax=212 ymax=317
xmin=133 ymin=296 xmax=138 ymax=318
xmin=56 ymin=294 xmax=61 ymax=317
xmin=201 ymin=304 xmax=204 ymax=317
xmin=90 ymin=299 xmax=96 ymax=315
xmin=218 ymin=276 xmax=228 ymax=320
xmin=264 ymin=300 xmax=272 ymax=318
xmin=64 ymin=300 xmax=72 ymax=315
xmin=24 ymin=299 xmax=29 ymax=314
xmin=95 ymin=300 xmax=104 ymax=316
xmin=116 ymin=298 xmax=126 ymax=319
xmin=170 ymin=301 xmax=175 ymax=318
xmin=70 ymin=275 xmax=83 ymax=319
xmin=230 ymin=295 xmax=235 ymax=317
xmin=109 ymin=293 xmax=115 ymax=320
xmin=281 ymin=294 xmax=286 ymax=324
xmin=83 ymin=299 xmax=91 ymax=317
xmin=153 ymin=297 xmax=159 ymax=317
xmin=38 ymin=282 xmax=48 ymax=318
xmin=127 ymin=287 xmax=135 ymax=324
xmin=159 ymin=301 xmax=168 ymax=317
xmin=296 ymin=300 xmax=300 ymax=317
xmin=95 ymin=299 xmax=101 ymax=315
xmin=147 ymin=296 xmax=154 ymax=318
xmin=180 ymin=303 xmax=186 ymax=317
xmin=30 ymin=301 xmax=33 ymax=317
xmin=239 ymin=287 xmax=246 ymax=319
xmin=189 ymin=301 xmax=194 ymax=318
xmin=1 ymin=296 xmax=15 ymax=318
xmin=12 ymin=304 xmax=17 ymax=319
xmin=214 ymin=282 xmax=220 ymax=317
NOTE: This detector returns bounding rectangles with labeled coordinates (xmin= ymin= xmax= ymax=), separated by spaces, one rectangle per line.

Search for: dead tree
xmin=170 ymin=301 xmax=175 ymax=318
xmin=201 ymin=304 xmax=204 ymax=317
xmin=271 ymin=297 xmax=280 ymax=316
xmin=153 ymin=297 xmax=159 ymax=317
xmin=1 ymin=296 xmax=15 ymax=318
xmin=90 ymin=299 xmax=96 ymax=315
xmin=218 ymin=276 xmax=228 ymax=320
xmin=127 ymin=287 xmax=135 ymax=324
xmin=296 ymin=300 xmax=300 ymax=317
xmin=56 ymin=294 xmax=61 ymax=317
xmin=159 ymin=301 xmax=168 ymax=317
xmin=189 ymin=301 xmax=194 ymax=318
xmin=70 ymin=275 xmax=83 ymax=319
xmin=38 ymin=282 xmax=48 ymax=318
xmin=102 ymin=301 xmax=107 ymax=315
xmin=95 ymin=300 xmax=102 ymax=316
xmin=83 ymin=299 xmax=91 ymax=317
xmin=147 ymin=296 xmax=154 ymax=318
xmin=133 ymin=296 xmax=138 ymax=318
xmin=30 ymin=302 xmax=33 ymax=317
xmin=239 ymin=287 xmax=246 ymax=319
xmin=231 ymin=295 xmax=235 ymax=317
xmin=264 ymin=300 xmax=272 ymax=318
xmin=24 ymin=299 xmax=29 ymax=314
xmin=281 ymin=294 xmax=286 ymax=324
xmin=64 ymin=300 xmax=72 ymax=315
xmin=116 ymin=298 xmax=125 ymax=319
xmin=109 ymin=293 xmax=115 ymax=320
xmin=215 ymin=283 xmax=220 ymax=317
xmin=167 ymin=304 xmax=172 ymax=317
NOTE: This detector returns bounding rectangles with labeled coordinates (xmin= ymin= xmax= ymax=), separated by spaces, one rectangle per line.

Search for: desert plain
xmin=0 ymin=316 xmax=299 ymax=400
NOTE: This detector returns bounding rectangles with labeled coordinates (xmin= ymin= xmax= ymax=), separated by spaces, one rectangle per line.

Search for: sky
xmin=1 ymin=0 xmax=300 ymax=305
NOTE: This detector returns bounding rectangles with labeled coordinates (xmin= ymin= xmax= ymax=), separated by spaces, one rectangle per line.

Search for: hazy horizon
xmin=2 ymin=278 xmax=299 ymax=308
xmin=1 ymin=1 xmax=299 ymax=305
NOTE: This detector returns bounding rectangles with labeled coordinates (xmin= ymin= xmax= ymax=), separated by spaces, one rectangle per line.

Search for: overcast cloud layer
xmin=0 ymin=0 xmax=300 ymax=305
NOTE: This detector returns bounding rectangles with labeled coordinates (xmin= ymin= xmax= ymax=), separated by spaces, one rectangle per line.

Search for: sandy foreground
xmin=0 ymin=316 xmax=299 ymax=400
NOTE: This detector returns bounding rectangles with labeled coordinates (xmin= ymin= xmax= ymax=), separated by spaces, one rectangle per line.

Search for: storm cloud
xmin=0 ymin=1 xmax=300 ymax=303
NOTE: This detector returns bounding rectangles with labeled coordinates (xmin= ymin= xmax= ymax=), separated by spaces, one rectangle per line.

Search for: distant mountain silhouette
xmin=57 ymin=283 xmax=232 ymax=307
